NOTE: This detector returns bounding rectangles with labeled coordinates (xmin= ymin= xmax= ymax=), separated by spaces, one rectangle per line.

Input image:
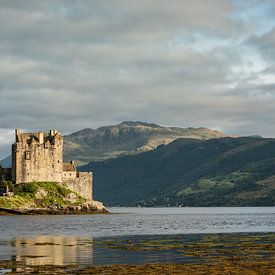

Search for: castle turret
xmin=38 ymin=132 xmax=44 ymax=144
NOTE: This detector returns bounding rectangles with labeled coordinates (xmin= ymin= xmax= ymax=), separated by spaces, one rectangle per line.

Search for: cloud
xmin=0 ymin=0 xmax=275 ymax=158
xmin=248 ymin=27 xmax=275 ymax=63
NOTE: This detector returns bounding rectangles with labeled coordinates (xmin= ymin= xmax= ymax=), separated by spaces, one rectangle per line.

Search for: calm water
xmin=0 ymin=207 xmax=274 ymax=239
xmin=0 ymin=207 xmax=274 ymax=267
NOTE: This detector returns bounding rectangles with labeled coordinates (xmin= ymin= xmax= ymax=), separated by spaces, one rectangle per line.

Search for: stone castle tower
xmin=12 ymin=129 xmax=63 ymax=184
xmin=11 ymin=129 xmax=92 ymax=200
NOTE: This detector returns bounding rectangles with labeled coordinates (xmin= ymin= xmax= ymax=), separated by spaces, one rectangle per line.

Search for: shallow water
xmin=0 ymin=207 xmax=274 ymax=267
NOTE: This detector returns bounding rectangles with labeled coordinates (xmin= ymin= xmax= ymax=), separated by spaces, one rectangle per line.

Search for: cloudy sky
xmin=0 ymin=0 xmax=275 ymax=158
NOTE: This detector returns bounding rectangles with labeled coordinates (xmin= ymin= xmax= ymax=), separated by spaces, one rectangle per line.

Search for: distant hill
xmin=1 ymin=122 xmax=229 ymax=167
xmin=80 ymin=137 xmax=275 ymax=206
xmin=0 ymin=155 xmax=11 ymax=168
xmin=63 ymin=121 xmax=229 ymax=164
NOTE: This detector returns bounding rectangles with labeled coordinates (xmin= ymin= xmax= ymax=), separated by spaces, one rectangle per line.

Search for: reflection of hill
xmin=14 ymin=236 xmax=93 ymax=266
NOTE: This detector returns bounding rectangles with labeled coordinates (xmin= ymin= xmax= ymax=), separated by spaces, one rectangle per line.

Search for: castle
xmin=1 ymin=129 xmax=92 ymax=200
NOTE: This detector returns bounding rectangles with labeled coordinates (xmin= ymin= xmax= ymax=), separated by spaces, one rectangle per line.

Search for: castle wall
xmin=62 ymin=171 xmax=77 ymax=180
xmin=12 ymin=130 xmax=63 ymax=184
xmin=62 ymin=172 xmax=92 ymax=200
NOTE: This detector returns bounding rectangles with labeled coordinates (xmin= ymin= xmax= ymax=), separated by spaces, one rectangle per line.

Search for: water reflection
xmin=8 ymin=235 xmax=193 ymax=267
xmin=2 ymin=232 xmax=274 ymax=270
xmin=12 ymin=236 xmax=93 ymax=266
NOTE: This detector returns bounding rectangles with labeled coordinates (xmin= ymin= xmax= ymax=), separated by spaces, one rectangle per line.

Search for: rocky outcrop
xmin=0 ymin=200 xmax=108 ymax=215
xmin=0 ymin=182 xmax=108 ymax=215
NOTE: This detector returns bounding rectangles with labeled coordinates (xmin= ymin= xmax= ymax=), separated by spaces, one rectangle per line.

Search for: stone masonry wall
xmin=62 ymin=172 xmax=92 ymax=200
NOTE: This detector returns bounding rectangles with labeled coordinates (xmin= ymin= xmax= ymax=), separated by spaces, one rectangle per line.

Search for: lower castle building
xmin=2 ymin=129 xmax=92 ymax=200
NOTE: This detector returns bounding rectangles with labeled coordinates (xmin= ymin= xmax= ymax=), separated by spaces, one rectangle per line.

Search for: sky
xmin=0 ymin=0 xmax=275 ymax=158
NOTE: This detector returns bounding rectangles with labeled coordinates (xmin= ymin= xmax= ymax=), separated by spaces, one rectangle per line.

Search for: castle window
xmin=52 ymin=165 xmax=54 ymax=168
xmin=25 ymin=151 xmax=30 ymax=160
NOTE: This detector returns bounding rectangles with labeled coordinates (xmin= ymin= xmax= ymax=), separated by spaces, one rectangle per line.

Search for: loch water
xmin=0 ymin=207 xmax=274 ymax=267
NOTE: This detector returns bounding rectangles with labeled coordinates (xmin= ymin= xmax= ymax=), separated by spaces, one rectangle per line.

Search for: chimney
xmin=38 ymin=132 xmax=44 ymax=144
xmin=15 ymin=129 xmax=20 ymax=142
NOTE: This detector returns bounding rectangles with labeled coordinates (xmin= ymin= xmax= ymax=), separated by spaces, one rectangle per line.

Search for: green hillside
xmin=63 ymin=121 xmax=229 ymax=164
xmin=80 ymin=137 xmax=275 ymax=206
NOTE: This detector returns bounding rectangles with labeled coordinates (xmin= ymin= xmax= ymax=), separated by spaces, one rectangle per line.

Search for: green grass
xmin=0 ymin=182 xmax=86 ymax=209
xmin=0 ymin=195 xmax=30 ymax=208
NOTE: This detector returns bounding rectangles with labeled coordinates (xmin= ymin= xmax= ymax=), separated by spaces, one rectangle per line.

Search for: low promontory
xmin=0 ymin=182 xmax=107 ymax=215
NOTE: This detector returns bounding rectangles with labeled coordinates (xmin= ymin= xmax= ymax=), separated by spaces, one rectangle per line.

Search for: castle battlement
xmin=10 ymin=129 xmax=92 ymax=200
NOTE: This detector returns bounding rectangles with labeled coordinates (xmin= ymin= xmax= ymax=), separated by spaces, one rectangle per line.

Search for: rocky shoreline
xmin=0 ymin=200 xmax=108 ymax=215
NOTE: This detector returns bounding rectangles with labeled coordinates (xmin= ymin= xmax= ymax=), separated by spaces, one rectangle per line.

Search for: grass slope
xmin=80 ymin=137 xmax=275 ymax=206
xmin=0 ymin=182 xmax=85 ymax=209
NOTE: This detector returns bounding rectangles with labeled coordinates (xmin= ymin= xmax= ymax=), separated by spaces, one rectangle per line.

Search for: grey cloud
xmin=0 ymin=0 xmax=275 ymax=158
xmin=248 ymin=27 xmax=275 ymax=62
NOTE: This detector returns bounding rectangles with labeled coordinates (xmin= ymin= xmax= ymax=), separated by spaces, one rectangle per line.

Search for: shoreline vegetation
xmin=0 ymin=182 xmax=107 ymax=215
xmin=0 ymin=232 xmax=274 ymax=274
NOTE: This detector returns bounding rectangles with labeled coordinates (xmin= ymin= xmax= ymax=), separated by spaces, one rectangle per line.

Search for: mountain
xmin=0 ymin=155 xmax=11 ymax=168
xmin=0 ymin=122 xmax=229 ymax=167
xmin=63 ymin=121 xmax=229 ymax=164
xmin=79 ymin=137 xmax=275 ymax=206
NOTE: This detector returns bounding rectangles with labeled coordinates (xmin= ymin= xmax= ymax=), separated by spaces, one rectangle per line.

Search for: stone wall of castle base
xmin=62 ymin=172 xmax=92 ymax=200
